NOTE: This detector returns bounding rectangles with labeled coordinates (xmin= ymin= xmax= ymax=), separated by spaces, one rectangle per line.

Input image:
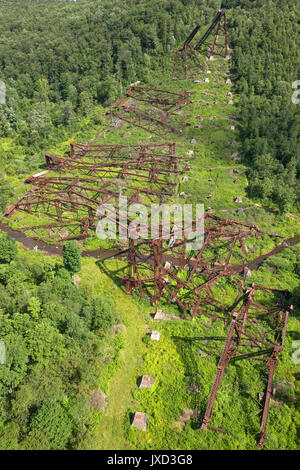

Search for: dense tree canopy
xmin=0 ymin=251 xmax=121 ymax=449
xmin=228 ymin=0 xmax=300 ymax=211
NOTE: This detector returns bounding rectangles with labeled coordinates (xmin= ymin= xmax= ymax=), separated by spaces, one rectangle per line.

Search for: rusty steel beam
xmin=107 ymin=86 xmax=193 ymax=136
xmin=69 ymin=142 xmax=178 ymax=162
xmin=125 ymin=86 xmax=193 ymax=111
xmin=200 ymin=283 xmax=292 ymax=448
xmin=172 ymin=24 xmax=206 ymax=80
xmin=208 ymin=10 xmax=229 ymax=58
xmin=121 ymin=214 xmax=261 ymax=318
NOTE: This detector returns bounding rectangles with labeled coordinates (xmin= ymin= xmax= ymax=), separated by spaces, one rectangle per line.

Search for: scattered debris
xmin=72 ymin=275 xmax=82 ymax=287
xmin=113 ymin=323 xmax=125 ymax=332
xmin=150 ymin=331 xmax=160 ymax=341
xmin=153 ymin=310 xmax=181 ymax=321
xmin=241 ymin=243 xmax=249 ymax=256
xmin=89 ymin=390 xmax=107 ymax=411
xmin=202 ymin=338 xmax=212 ymax=344
xmin=179 ymin=409 xmax=198 ymax=424
xmin=187 ymin=384 xmax=201 ymax=392
xmin=199 ymin=349 xmax=209 ymax=358
xmin=164 ymin=261 xmax=173 ymax=271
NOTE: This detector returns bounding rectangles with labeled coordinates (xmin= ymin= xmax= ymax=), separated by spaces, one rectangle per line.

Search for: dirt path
xmin=1 ymin=221 xmax=299 ymax=274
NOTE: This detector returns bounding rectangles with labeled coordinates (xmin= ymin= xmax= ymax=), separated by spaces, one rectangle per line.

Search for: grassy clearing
xmin=3 ymin=43 xmax=299 ymax=451
xmin=76 ymin=258 xmax=152 ymax=450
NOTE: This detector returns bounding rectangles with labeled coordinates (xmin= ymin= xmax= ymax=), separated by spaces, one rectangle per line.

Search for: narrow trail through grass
xmin=95 ymin=303 xmax=147 ymax=450
xmin=78 ymin=259 xmax=148 ymax=450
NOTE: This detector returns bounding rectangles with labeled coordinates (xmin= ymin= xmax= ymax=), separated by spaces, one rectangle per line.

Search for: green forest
xmin=0 ymin=0 xmax=299 ymax=452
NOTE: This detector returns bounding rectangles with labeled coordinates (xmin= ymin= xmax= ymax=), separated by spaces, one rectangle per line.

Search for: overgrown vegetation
xmin=229 ymin=0 xmax=300 ymax=211
xmin=0 ymin=0 xmax=299 ymax=452
xmin=0 ymin=238 xmax=122 ymax=450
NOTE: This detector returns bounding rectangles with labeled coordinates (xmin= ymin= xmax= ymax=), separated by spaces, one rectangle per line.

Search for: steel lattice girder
xmin=172 ymin=24 xmax=206 ymax=80
xmin=6 ymin=177 xmax=170 ymax=219
xmin=124 ymin=86 xmax=193 ymax=111
xmin=173 ymin=9 xmax=229 ymax=79
xmin=68 ymin=142 xmax=178 ymax=161
xmin=45 ymin=154 xmax=186 ymax=180
xmin=36 ymin=156 xmax=188 ymax=196
xmin=173 ymin=45 xmax=206 ymax=81
xmin=194 ymin=9 xmax=229 ymax=58
xmin=200 ymin=281 xmax=292 ymax=448
xmin=122 ymin=213 xmax=261 ymax=317
xmin=107 ymin=86 xmax=193 ymax=136
xmin=5 ymin=142 xmax=192 ymax=243
xmin=208 ymin=10 xmax=229 ymax=58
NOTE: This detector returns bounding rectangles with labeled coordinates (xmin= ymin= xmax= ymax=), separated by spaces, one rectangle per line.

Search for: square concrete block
xmin=139 ymin=375 xmax=155 ymax=388
xmin=150 ymin=331 xmax=160 ymax=341
xmin=132 ymin=412 xmax=149 ymax=432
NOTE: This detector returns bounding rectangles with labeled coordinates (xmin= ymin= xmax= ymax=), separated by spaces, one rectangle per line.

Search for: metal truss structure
xmin=195 ymin=9 xmax=229 ymax=58
xmin=122 ymin=214 xmax=260 ymax=319
xmin=173 ymin=25 xmax=206 ymax=80
xmin=5 ymin=143 xmax=192 ymax=243
xmin=107 ymin=86 xmax=193 ymax=136
xmin=200 ymin=281 xmax=292 ymax=448
xmin=173 ymin=9 xmax=229 ymax=80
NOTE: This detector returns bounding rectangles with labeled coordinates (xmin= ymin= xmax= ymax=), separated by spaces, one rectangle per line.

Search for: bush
xmin=0 ymin=233 xmax=18 ymax=263
xmin=62 ymin=241 xmax=81 ymax=274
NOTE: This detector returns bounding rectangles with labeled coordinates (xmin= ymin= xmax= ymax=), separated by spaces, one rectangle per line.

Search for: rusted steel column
xmin=258 ymin=352 xmax=279 ymax=449
xmin=201 ymin=311 xmax=239 ymax=430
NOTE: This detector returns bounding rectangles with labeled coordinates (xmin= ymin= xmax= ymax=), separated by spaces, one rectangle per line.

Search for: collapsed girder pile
xmin=123 ymin=213 xmax=260 ymax=318
xmin=106 ymin=86 xmax=193 ymax=135
xmin=5 ymin=143 xmax=192 ymax=243
xmin=200 ymin=281 xmax=292 ymax=448
xmin=173 ymin=9 xmax=229 ymax=80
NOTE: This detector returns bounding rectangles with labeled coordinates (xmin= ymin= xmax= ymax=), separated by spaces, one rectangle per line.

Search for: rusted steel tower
xmin=173 ymin=9 xmax=229 ymax=80
xmin=200 ymin=281 xmax=292 ymax=448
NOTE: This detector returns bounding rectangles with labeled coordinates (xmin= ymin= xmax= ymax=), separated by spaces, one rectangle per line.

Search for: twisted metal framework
xmin=200 ymin=281 xmax=292 ymax=448
xmin=122 ymin=214 xmax=260 ymax=319
xmin=106 ymin=86 xmax=193 ymax=136
xmin=5 ymin=143 xmax=192 ymax=243
xmin=194 ymin=9 xmax=229 ymax=58
xmin=173 ymin=9 xmax=229 ymax=80
xmin=173 ymin=25 xmax=206 ymax=80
